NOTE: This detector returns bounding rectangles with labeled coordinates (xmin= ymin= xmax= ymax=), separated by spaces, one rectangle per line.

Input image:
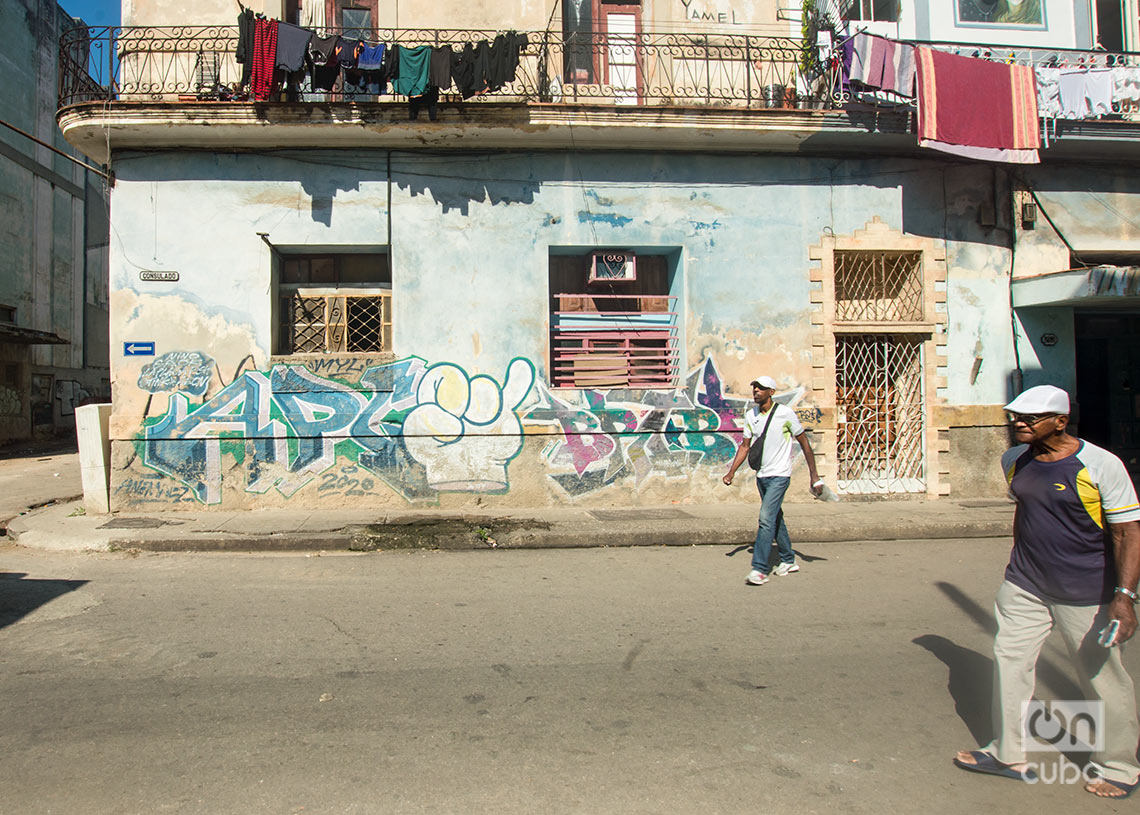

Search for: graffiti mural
xmin=142 ymin=357 xmax=535 ymax=504
xmin=138 ymin=350 xmax=215 ymax=396
xmin=55 ymin=380 xmax=91 ymax=417
xmin=0 ymin=385 xmax=20 ymax=416
xmin=138 ymin=353 xmax=818 ymax=506
xmin=524 ymin=356 xmax=811 ymax=497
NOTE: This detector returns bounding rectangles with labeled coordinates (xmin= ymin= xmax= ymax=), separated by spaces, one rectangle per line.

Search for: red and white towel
xmin=915 ymin=47 xmax=1040 ymax=164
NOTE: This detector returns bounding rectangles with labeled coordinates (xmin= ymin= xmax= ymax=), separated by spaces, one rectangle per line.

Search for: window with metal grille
xmin=835 ymin=333 xmax=926 ymax=493
xmin=277 ymin=254 xmax=392 ymax=354
xmin=549 ymin=252 xmax=678 ymax=388
xmin=834 ymin=250 xmax=923 ymax=322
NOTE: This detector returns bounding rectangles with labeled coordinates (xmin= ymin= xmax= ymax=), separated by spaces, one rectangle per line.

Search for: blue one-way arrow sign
xmin=123 ymin=341 xmax=156 ymax=357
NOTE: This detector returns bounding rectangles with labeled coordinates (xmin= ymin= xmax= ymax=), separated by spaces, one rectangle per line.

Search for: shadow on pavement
xmin=914 ymin=634 xmax=994 ymax=745
xmin=0 ymin=574 xmax=88 ymax=629
xmin=935 ymin=581 xmax=1083 ymax=699
xmin=917 ymin=581 xmax=1089 ymax=748
xmin=723 ymin=544 xmax=828 ymax=563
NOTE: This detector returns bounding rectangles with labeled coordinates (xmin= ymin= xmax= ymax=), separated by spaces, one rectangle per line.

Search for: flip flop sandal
xmin=1087 ymin=776 xmax=1140 ymax=799
xmin=953 ymin=750 xmax=1038 ymax=782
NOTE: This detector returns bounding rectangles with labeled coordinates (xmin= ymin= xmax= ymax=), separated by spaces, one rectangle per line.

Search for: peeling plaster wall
xmin=108 ymin=149 xmax=1020 ymax=510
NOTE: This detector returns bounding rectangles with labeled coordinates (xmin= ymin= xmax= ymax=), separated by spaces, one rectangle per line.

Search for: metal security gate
xmin=835 ymin=334 xmax=926 ymax=493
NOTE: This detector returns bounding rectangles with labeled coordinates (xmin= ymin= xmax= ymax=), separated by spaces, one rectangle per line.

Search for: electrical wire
xmin=0 ymin=117 xmax=108 ymax=177
xmin=1023 ymin=184 xmax=1089 ymax=267
xmin=111 ymin=146 xmax=969 ymax=190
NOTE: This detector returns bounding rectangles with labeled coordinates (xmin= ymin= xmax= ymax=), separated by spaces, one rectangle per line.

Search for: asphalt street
xmin=1 ymin=538 xmax=1135 ymax=814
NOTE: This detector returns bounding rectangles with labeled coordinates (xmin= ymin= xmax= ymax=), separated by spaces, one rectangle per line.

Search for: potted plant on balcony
xmin=798 ymin=0 xmax=836 ymax=109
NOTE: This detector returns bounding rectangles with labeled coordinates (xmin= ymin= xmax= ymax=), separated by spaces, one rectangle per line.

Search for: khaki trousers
xmin=984 ymin=580 xmax=1140 ymax=784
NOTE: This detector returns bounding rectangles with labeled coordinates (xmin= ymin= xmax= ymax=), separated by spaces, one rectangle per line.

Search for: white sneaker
xmin=772 ymin=562 xmax=800 ymax=576
xmin=745 ymin=569 xmax=769 ymax=586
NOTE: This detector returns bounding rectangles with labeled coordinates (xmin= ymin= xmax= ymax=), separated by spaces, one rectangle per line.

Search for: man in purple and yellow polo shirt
xmin=954 ymin=385 xmax=1140 ymax=799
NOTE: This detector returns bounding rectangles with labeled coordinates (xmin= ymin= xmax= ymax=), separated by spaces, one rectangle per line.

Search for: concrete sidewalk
xmin=5 ymin=495 xmax=1015 ymax=553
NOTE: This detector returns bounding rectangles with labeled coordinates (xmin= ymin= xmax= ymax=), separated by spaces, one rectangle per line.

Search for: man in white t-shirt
xmin=723 ymin=375 xmax=823 ymax=586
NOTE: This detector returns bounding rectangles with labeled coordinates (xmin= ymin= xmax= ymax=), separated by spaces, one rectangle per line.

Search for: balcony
xmin=60 ymin=25 xmax=829 ymax=110
xmin=56 ymin=26 xmax=1140 ymax=163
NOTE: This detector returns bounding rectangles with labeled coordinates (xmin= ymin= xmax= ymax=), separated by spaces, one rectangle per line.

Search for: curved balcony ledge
xmin=58 ymin=100 xmax=925 ymax=164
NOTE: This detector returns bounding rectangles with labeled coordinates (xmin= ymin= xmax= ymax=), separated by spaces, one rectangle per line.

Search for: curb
xmin=83 ymin=521 xmax=1013 ymax=553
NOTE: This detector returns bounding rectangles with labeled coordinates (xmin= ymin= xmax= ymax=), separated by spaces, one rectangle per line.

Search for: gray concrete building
xmin=0 ymin=0 xmax=109 ymax=444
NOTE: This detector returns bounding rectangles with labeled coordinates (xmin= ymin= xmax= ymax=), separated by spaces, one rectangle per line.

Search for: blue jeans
xmin=751 ymin=476 xmax=794 ymax=574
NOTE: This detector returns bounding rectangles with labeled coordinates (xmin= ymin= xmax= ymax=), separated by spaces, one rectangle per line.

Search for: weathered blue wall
xmin=107 ymin=150 xmax=1024 ymax=509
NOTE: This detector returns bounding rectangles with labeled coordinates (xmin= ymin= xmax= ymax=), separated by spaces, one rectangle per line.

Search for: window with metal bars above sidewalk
xmin=277 ymin=253 xmax=392 ymax=355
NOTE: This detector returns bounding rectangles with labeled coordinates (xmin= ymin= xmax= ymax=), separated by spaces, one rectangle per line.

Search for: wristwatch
xmin=1115 ymin=586 xmax=1140 ymax=603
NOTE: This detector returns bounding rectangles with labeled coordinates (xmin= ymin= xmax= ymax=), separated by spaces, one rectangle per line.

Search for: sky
xmin=60 ymin=0 xmax=121 ymax=26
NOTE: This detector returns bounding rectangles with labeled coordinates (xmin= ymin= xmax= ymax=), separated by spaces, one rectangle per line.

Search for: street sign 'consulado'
xmin=139 ymin=270 xmax=179 ymax=282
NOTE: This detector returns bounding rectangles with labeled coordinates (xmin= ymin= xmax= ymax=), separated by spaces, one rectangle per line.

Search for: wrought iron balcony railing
xmin=58 ymin=25 xmax=838 ymax=110
xmin=58 ymin=26 xmax=1140 ymax=121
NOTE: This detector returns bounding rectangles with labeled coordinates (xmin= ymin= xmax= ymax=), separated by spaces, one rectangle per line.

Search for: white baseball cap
xmin=1004 ymin=385 xmax=1070 ymax=415
xmin=750 ymin=375 xmax=778 ymax=390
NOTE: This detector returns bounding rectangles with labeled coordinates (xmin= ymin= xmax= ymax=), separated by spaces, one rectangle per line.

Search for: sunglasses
xmin=1006 ymin=412 xmax=1057 ymax=426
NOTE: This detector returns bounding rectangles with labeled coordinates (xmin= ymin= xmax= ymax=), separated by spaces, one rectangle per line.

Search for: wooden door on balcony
xmin=600 ymin=2 xmax=642 ymax=104
xmin=329 ymin=0 xmax=379 ymax=36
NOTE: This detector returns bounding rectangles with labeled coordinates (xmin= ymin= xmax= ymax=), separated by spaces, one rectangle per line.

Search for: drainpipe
xmin=1008 ymin=169 xmax=1023 ymax=396
xmin=81 ymin=168 xmax=88 ymax=371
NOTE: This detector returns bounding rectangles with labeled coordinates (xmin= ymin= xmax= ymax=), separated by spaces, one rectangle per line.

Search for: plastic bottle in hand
xmin=812 ymin=480 xmax=840 ymax=502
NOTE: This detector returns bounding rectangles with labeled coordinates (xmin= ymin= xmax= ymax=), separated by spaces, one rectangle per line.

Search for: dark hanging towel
xmin=393 ymin=45 xmax=432 ymax=97
xmin=275 ymin=22 xmax=314 ymax=72
xmin=471 ymin=40 xmax=492 ymax=94
xmin=251 ymin=17 xmax=278 ymax=101
xmin=485 ymin=33 xmax=510 ymax=92
xmin=380 ymin=44 xmax=400 ymax=83
xmin=450 ymin=43 xmax=476 ymax=96
xmin=307 ymin=34 xmax=341 ymax=92
xmin=453 ymin=40 xmax=491 ymax=98
xmin=235 ymin=8 xmax=255 ymax=88
xmin=507 ymin=32 xmax=528 ymax=83
xmin=486 ymin=32 xmax=529 ymax=91
xmin=429 ymin=45 xmax=454 ymax=91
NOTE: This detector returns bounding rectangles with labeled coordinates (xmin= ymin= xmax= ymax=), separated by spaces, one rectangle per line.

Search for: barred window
xmin=549 ymin=251 xmax=678 ymax=388
xmin=834 ymin=250 xmax=923 ymax=322
xmin=277 ymin=254 xmax=392 ymax=354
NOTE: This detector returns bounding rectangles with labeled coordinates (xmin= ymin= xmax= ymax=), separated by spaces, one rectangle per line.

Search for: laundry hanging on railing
xmin=915 ymin=46 xmax=1040 ymax=164
xmin=275 ymin=22 xmax=313 ymax=73
xmin=250 ymin=17 xmax=278 ymax=101
xmin=849 ymin=32 xmax=916 ymax=97
xmin=1035 ymin=64 xmax=1140 ymax=119
xmin=233 ymin=13 xmax=528 ymax=104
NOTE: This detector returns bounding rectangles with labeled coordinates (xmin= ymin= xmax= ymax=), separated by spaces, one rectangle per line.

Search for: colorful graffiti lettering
xmin=138 ymin=350 xmax=215 ymax=396
xmin=524 ymin=356 xmax=767 ymax=497
xmin=143 ymin=357 xmax=535 ymax=504
xmin=139 ymin=353 xmax=817 ymax=505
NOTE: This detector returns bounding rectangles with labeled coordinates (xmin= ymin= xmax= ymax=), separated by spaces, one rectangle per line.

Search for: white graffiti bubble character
xmin=402 ymin=358 xmax=535 ymax=492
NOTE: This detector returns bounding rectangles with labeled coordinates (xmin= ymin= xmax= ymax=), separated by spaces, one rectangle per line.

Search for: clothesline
xmin=234 ymin=8 xmax=529 ymax=108
xmin=839 ymin=30 xmax=1140 ymax=119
